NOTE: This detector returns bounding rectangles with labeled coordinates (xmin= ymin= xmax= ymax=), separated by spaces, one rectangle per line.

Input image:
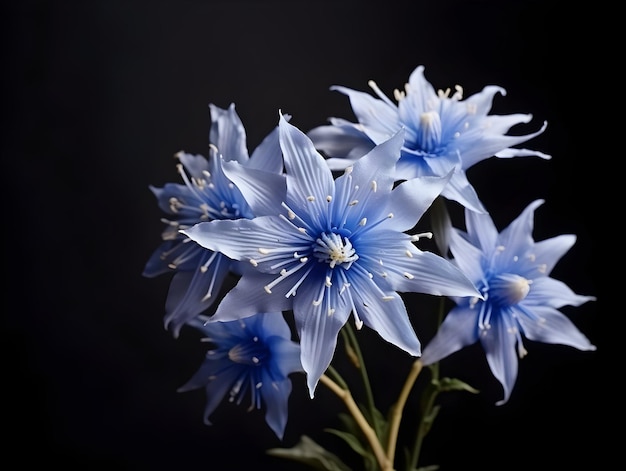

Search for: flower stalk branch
xmin=341 ymin=323 xmax=380 ymax=435
xmin=386 ymin=359 xmax=423 ymax=465
xmin=320 ymin=373 xmax=393 ymax=471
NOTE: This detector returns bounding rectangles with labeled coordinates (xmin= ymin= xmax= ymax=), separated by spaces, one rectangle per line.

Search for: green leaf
xmin=439 ymin=377 xmax=479 ymax=394
xmin=266 ymin=435 xmax=352 ymax=471
xmin=324 ymin=428 xmax=368 ymax=456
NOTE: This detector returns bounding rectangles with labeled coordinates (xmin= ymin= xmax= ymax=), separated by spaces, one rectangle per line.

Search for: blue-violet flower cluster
xmin=144 ymin=65 xmax=596 ymax=471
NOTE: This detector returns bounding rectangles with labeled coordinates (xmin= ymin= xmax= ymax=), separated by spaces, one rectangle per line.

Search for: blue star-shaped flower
xmin=178 ymin=312 xmax=303 ymax=440
xmin=143 ymin=103 xmax=286 ymax=337
xmin=182 ymin=114 xmax=481 ymax=397
xmin=308 ymin=65 xmax=551 ymax=213
xmin=421 ymin=199 xmax=596 ymax=404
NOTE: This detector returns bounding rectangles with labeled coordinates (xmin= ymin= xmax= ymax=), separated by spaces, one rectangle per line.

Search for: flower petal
xmin=209 ymin=103 xmax=249 ymax=164
xmin=420 ymin=305 xmax=480 ymax=365
xmin=292 ymin=282 xmax=351 ymax=397
xmin=517 ymin=305 xmax=596 ymax=351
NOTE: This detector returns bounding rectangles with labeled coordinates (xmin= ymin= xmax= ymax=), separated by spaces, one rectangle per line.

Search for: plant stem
xmin=320 ymin=374 xmax=393 ymax=471
xmin=342 ymin=323 xmax=379 ymax=434
xmin=385 ymin=359 xmax=423 ymax=465
xmin=407 ymin=377 xmax=440 ymax=471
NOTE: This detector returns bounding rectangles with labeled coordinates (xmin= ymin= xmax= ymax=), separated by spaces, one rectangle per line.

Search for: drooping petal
xmin=261 ymin=375 xmax=292 ymax=440
xmin=481 ymin=310 xmax=520 ymax=405
xmin=347 ymin=270 xmax=421 ymax=356
xmin=292 ymin=281 xmax=351 ymax=397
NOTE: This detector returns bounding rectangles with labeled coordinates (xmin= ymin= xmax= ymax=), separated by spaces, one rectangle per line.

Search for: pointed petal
xmin=517 ymin=305 xmax=596 ymax=351
xmin=482 ymin=310 xmax=519 ymax=405
xmin=378 ymin=244 xmax=480 ymax=298
xmin=221 ymin=159 xmax=286 ymax=216
xmin=262 ymin=376 xmax=292 ymax=439
xmin=163 ymin=253 xmax=231 ymax=337
xmin=209 ymin=103 xmax=249 ymax=164
xmin=464 ymin=205 xmax=499 ymax=251
xmin=182 ymin=216 xmax=296 ymax=268
xmin=292 ymin=283 xmax=351 ymax=397
xmin=420 ymin=305 xmax=480 ymax=365
xmin=447 ymin=230 xmax=486 ymax=286
xmin=210 ymin=273 xmax=293 ymax=322
xmin=497 ymin=199 xmax=545 ymax=255
xmin=248 ymin=124 xmax=284 ymax=173
xmin=308 ymin=120 xmax=375 ymax=161
xmin=440 ymin=170 xmax=487 ymax=213
xmin=348 ymin=272 xmax=421 ymax=356
xmin=525 ymin=277 xmax=596 ymax=309
xmin=331 ymin=85 xmax=401 ymax=144
xmin=529 ymin=234 xmax=576 ymax=275
xmin=279 ymin=114 xmax=335 ymax=220
xmin=331 ymin=130 xmax=404 ymax=227
xmin=384 ymin=172 xmax=452 ymax=231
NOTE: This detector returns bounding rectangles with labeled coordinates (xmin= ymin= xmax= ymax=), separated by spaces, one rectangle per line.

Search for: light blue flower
xmin=143 ymin=103 xmax=286 ymax=337
xmin=182 ymin=114 xmax=481 ymax=397
xmin=421 ymin=199 xmax=596 ymax=404
xmin=178 ymin=312 xmax=303 ymax=440
xmin=308 ymin=65 xmax=551 ymax=213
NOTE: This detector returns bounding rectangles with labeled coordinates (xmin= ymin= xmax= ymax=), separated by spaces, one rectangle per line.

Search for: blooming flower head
xmin=420 ymin=199 xmax=596 ymax=404
xmin=308 ymin=65 xmax=551 ymax=213
xmin=182 ymin=114 xmax=481 ymax=397
xmin=178 ymin=312 xmax=303 ymax=440
xmin=143 ymin=103 xmax=285 ymax=337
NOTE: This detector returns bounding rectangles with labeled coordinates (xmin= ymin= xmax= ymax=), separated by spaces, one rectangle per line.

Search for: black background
xmin=4 ymin=1 xmax=609 ymax=470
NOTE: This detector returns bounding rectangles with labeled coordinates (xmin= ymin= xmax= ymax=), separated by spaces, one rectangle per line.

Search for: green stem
xmin=320 ymin=374 xmax=393 ymax=471
xmin=326 ymin=364 xmax=349 ymax=390
xmin=386 ymin=359 xmax=423 ymax=465
xmin=341 ymin=323 xmax=379 ymax=435
xmin=407 ymin=377 xmax=440 ymax=471
xmin=407 ymin=296 xmax=447 ymax=470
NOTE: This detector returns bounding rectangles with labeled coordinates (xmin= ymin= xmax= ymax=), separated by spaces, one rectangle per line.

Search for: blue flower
xmin=143 ymin=103 xmax=286 ymax=337
xmin=178 ymin=312 xmax=303 ymax=440
xmin=308 ymin=65 xmax=551 ymax=213
xmin=420 ymin=199 xmax=596 ymax=404
xmin=182 ymin=114 xmax=481 ymax=397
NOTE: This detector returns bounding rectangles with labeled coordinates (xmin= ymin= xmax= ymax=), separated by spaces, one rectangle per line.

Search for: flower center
xmin=227 ymin=336 xmax=269 ymax=366
xmin=488 ymin=273 xmax=531 ymax=307
xmin=313 ymin=232 xmax=359 ymax=269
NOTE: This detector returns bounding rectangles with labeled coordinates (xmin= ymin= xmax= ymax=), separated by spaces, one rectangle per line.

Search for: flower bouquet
xmin=143 ymin=65 xmax=595 ymax=471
